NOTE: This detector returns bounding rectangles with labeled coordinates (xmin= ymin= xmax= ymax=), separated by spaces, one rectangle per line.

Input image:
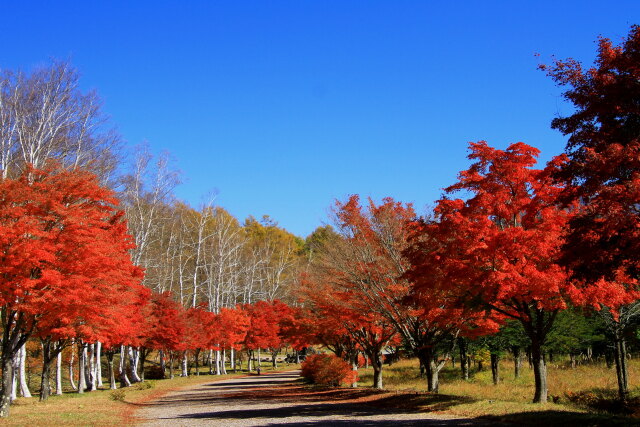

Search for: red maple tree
xmin=0 ymin=165 xmax=144 ymax=412
xmin=541 ymin=26 xmax=640 ymax=399
xmin=314 ymin=195 xmax=494 ymax=391
xmin=142 ymin=292 xmax=187 ymax=378
xmin=417 ymin=142 xmax=573 ymax=403
xmin=216 ymin=306 xmax=250 ymax=352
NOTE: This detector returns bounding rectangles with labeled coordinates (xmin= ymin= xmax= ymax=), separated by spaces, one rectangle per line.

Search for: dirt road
xmin=136 ymin=370 xmax=488 ymax=426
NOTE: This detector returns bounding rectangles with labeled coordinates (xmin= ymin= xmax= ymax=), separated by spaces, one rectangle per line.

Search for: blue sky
xmin=2 ymin=1 xmax=638 ymax=237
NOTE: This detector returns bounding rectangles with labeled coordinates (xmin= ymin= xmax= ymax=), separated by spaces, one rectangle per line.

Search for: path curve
xmin=136 ymin=370 xmax=487 ymax=426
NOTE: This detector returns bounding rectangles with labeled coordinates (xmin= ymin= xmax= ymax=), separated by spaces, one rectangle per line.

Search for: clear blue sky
xmin=2 ymin=2 xmax=638 ymax=237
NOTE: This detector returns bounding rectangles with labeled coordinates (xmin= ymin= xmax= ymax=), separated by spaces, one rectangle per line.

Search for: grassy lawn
xmin=355 ymin=357 xmax=640 ymax=425
xmin=0 ymin=364 xmax=296 ymax=426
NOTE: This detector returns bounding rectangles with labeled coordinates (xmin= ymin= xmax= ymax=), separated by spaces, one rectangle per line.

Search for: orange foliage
xmin=301 ymin=354 xmax=357 ymax=387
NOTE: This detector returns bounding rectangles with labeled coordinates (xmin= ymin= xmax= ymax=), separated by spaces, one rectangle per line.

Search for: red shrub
xmin=301 ymin=354 xmax=357 ymax=386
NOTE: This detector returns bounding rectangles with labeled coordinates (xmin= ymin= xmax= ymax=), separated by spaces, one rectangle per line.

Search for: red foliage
xmin=242 ymin=300 xmax=294 ymax=351
xmin=409 ymin=141 xmax=575 ymax=402
xmin=184 ymin=305 xmax=217 ymax=350
xmin=278 ymin=305 xmax=312 ymax=351
xmin=413 ymin=142 xmax=575 ymax=318
xmin=0 ymin=165 xmax=144 ymax=352
xmin=215 ymin=306 xmax=250 ymax=350
xmin=300 ymin=354 xmax=357 ymax=387
xmin=143 ymin=292 xmax=187 ymax=352
xmin=543 ymin=25 xmax=640 ymax=302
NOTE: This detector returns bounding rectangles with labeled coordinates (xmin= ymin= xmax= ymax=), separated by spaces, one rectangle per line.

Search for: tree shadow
xmin=134 ymin=379 xmax=477 ymax=415
xmin=168 ymin=402 xmax=480 ymax=426
xmin=201 ymin=379 xmax=300 ymax=388
xmin=481 ymin=410 xmax=640 ymax=426
xmin=563 ymin=387 xmax=640 ymax=416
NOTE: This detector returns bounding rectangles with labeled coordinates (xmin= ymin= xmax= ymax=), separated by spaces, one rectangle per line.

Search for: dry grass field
xmin=2 ymin=357 xmax=639 ymax=426
xmin=0 ymin=364 xmax=291 ymax=426
xmin=356 ymin=357 xmax=640 ymax=425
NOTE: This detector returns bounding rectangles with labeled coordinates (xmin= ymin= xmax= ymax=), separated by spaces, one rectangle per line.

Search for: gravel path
xmin=136 ymin=370 xmax=490 ymax=426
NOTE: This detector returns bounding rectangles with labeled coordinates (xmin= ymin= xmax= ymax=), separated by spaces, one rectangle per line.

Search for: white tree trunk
xmin=181 ymin=352 xmax=188 ymax=377
xmin=119 ymin=345 xmax=131 ymax=387
xmin=95 ymin=342 xmax=103 ymax=387
xmin=10 ymin=354 xmax=17 ymax=402
xmin=221 ymin=349 xmax=228 ymax=375
xmin=230 ymin=348 xmax=235 ymax=371
xmin=78 ymin=344 xmax=87 ymax=393
xmin=89 ymin=344 xmax=97 ymax=391
xmin=69 ymin=345 xmax=77 ymax=390
xmin=128 ymin=347 xmax=142 ymax=382
xmin=18 ymin=343 xmax=31 ymax=398
xmin=56 ymin=352 xmax=63 ymax=395
xmin=215 ymin=350 xmax=221 ymax=375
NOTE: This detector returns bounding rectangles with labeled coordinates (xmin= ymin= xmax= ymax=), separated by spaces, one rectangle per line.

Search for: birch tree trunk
xmin=78 ymin=344 xmax=87 ymax=394
xmin=69 ymin=345 xmax=77 ymax=391
xmin=169 ymin=352 xmax=175 ymax=379
xmin=95 ymin=342 xmax=103 ymax=387
xmin=40 ymin=341 xmax=54 ymax=401
xmin=221 ymin=349 xmax=228 ymax=375
xmin=256 ymin=348 xmax=261 ymax=374
xmin=10 ymin=356 xmax=17 ymax=402
xmin=119 ymin=345 xmax=131 ymax=387
xmin=215 ymin=350 xmax=221 ymax=375
xmin=181 ymin=351 xmax=188 ymax=377
xmin=351 ymin=353 xmax=358 ymax=388
xmin=18 ymin=344 xmax=31 ymax=397
xmin=88 ymin=344 xmax=97 ymax=391
xmin=106 ymin=350 xmax=116 ymax=389
xmin=56 ymin=352 xmax=63 ymax=395
xmin=128 ymin=347 xmax=142 ymax=382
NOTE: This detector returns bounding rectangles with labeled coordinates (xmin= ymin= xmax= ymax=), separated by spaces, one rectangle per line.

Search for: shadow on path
xmin=137 ymin=370 xmax=482 ymax=425
xmin=167 ymin=401 xmax=476 ymax=425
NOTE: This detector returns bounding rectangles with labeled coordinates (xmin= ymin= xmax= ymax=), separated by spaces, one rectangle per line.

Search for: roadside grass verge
xmin=355 ymin=358 xmax=640 ymax=425
xmin=0 ymin=364 xmax=296 ymax=426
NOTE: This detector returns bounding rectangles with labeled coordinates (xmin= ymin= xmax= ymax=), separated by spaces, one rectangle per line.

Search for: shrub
xmin=134 ymin=381 xmax=154 ymax=390
xmin=109 ymin=389 xmax=126 ymax=402
xmin=301 ymin=354 xmax=357 ymax=387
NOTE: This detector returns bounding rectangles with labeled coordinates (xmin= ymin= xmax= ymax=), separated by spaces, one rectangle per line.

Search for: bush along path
xmin=135 ymin=370 xmax=490 ymax=426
